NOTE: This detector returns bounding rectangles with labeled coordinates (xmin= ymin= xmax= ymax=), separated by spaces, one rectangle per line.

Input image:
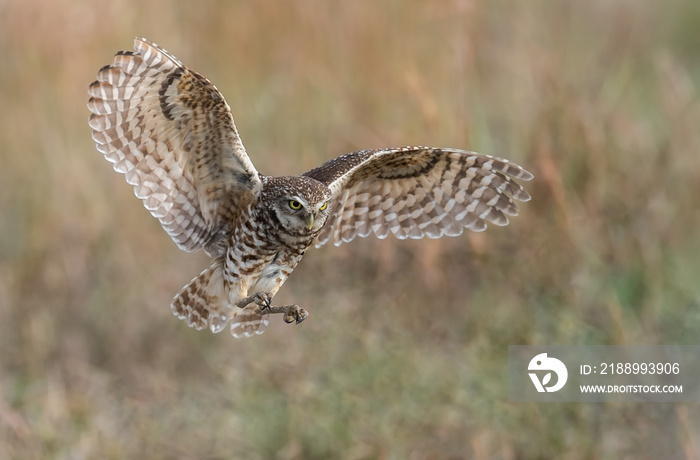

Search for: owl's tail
xmin=170 ymin=261 xmax=269 ymax=337
xmin=171 ymin=261 xmax=230 ymax=333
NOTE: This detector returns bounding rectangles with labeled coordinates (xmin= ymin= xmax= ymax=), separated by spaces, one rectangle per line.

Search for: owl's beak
xmin=304 ymin=213 xmax=314 ymax=230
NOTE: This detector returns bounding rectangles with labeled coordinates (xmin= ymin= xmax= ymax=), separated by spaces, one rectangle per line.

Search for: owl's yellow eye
xmin=289 ymin=200 xmax=302 ymax=210
xmin=319 ymin=201 xmax=328 ymax=211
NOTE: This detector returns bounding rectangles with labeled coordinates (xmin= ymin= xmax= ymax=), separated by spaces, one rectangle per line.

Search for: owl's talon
xmin=253 ymin=292 xmax=272 ymax=311
xmin=296 ymin=307 xmax=308 ymax=324
xmin=283 ymin=306 xmax=308 ymax=324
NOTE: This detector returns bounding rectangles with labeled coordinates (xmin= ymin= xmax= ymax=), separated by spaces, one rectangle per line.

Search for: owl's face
xmin=262 ymin=176 xmax=333 ymax=236
xmin=275 ymin=194 xmax=332 ymax=234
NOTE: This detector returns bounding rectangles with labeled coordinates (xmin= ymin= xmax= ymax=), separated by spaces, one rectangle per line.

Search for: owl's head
xmin=261 ymin=176 xmax=333 ymax=237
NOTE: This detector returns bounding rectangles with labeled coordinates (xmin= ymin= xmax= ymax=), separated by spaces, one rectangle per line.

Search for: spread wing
xmin=87 ymin=38 xmax=261 ymax=257
xmin=303 ymin=146 xmax=533 ymax=247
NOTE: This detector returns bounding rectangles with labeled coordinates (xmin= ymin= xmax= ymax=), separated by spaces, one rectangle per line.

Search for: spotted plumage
xmin=88 ymin=38 xmax=533 ymax=338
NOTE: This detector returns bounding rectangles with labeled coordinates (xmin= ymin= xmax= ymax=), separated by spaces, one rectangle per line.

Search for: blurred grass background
xmin=2 ymin=0 xmax=700 ymax=458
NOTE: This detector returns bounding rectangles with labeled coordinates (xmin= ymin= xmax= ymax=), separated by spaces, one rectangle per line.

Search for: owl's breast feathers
xmin=224 ymin=199 xmax=311 ymax=287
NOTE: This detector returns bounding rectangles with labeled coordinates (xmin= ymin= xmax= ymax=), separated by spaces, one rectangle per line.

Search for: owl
xmin=88 ymin=38 xmax=533 ymax=338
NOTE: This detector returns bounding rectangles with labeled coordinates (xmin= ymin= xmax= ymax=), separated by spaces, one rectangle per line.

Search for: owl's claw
xmin=254 ymin=292 xmax=272 ymax=312
xmin=282 ymin=305 xmax=308 ymax=324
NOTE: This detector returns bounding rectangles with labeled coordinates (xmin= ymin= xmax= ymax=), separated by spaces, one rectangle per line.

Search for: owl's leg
xmin=235 ymin=291 xmax=308 ymax=324
xmin=261 ymin=304 xmax=308 ymax=324
xmin=235 ymin=291 xmax=272 ymax=310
